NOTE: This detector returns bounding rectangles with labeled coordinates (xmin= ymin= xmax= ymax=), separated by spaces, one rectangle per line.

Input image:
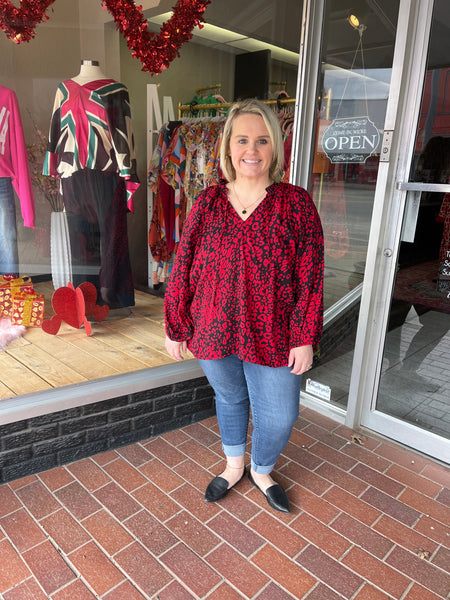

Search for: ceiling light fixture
xmin=347 ymin=12 xmax=367 ymax=37
xmin=347 ymin=13 xmax=360 ymax=29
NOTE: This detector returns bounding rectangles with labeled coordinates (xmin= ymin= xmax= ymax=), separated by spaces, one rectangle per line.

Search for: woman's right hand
xmin=165 ymin=336 xmax=188 ymax=360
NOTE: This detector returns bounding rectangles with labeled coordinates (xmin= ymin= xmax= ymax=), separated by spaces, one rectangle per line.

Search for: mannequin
xmin=43 ymin=61 xmax=140 ymax=309
xmin=72 ymin=60 xmax=107 ymax=85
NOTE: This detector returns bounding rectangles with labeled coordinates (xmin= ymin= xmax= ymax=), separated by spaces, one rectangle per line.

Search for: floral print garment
xmin=165 ymin=181 xmax=324 ymax=367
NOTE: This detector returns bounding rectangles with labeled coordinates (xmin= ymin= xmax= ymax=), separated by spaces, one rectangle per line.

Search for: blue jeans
xmin=0 ymin=177 xmax=19 ymax=275
xmin=199 ymin=355 xmax=301 ymax=474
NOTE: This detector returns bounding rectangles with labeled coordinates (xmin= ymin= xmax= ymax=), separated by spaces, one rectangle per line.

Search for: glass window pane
xmin=305 ymin=0 xmax=400 ymax=410
xmin=0 ymin=0 xmax=302 ymax=399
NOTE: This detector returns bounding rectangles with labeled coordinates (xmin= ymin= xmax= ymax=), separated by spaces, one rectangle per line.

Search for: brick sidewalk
xmin=0 ymin=407 xmax=449 ymax=599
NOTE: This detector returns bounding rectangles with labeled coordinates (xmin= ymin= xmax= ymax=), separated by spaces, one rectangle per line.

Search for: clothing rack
xmin=177 ymin=97 xmax=296 ymax=119
xmin=196 ymin=83 xmax=222 ymax=94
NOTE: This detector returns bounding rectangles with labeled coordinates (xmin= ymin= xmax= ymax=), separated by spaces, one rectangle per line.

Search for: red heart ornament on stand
xmin=78 ymin=282 xmax=98 ymax=316
xmin=51 ymin=285 xmax=85 ymax=329
xmin=42 ymin=282 xmax=111 ymax=336
xmin=101 ymin=0 xmax=210 ymax=74
xmin=41 ymin=314 xmax=62 ymax=335
xmin=78 ymin=282 xmax=110 ymax=322
xmin=0 ymin=0 xmax=55 ymax=43
xmin=92 ymin=304 xmax=110 ymax=322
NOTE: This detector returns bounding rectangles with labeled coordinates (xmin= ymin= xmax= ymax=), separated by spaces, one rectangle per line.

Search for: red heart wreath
xmin=0 ymin=0 xmax=55 ymax=43
xmin=102 ymin=0 xmax=211 ymax=75
xmin=1 ymin=0 xmax=210 ymax=76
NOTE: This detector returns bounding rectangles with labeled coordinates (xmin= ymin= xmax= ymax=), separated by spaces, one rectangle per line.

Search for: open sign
xmin=322 ymin=116 xmax=381 ymax=164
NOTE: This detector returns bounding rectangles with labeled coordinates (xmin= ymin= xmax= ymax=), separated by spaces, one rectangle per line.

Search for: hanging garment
xmin=180 ymin=119 xmax=224 ymax=213
xmin=185 ymin=94 xmax=224 ymax=117
xmin=0 ymin=177 xmax=19 ymax=274
xmin=61 ymin=170 xmax=134 ymax=308
xmin=43 ymin=78 xmax=140 ymax=210
xmin=148 ymin=176 xmax=176 ymax=263
xmin=148 ymin=119 xmax=225 ymax=266
xmin=0 ymin=84 xmax=35 ymax=228
xmin=148 ymin=123 xmax=183 ymax=264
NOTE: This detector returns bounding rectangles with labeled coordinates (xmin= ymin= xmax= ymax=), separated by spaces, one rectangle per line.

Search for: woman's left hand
xmin=288 ymin=345 xmax=314 ymax=375
xmin=165 ymin=336 xmax=188 ymax=360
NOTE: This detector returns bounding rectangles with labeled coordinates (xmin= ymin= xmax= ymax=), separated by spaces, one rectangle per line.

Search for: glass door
xmin=359 ymin=0 xmax=450 ymax=463
xmin=294 ymin=0 xmax=401 ymax=414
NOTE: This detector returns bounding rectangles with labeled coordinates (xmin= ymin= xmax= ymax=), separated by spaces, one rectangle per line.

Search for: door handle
xmin=397 ymin=182 xmax=450 ymax=192
xmin=397 ymin=181 xmax=450 ymax=242
xmin=401 ymin=190 xmax=421 ymax=242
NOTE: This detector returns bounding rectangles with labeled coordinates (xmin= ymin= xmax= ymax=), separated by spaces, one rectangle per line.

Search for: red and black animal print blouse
xmin=165 ymin=180 xmax=324 ymax=367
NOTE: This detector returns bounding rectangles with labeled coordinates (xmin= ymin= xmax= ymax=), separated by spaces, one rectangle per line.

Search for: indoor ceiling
xmin=144 ymin=0 xmax=450 ymax=70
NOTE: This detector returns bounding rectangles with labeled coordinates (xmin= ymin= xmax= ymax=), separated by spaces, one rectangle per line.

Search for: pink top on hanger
xmin=0 ymin=84 xmax=35 ymax=227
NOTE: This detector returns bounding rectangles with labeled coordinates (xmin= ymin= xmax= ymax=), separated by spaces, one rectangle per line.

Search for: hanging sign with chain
xmin=320 ymin=16 xmax=382 ymax=165
xmin=321 ymin=116 xmax=381 ymax=164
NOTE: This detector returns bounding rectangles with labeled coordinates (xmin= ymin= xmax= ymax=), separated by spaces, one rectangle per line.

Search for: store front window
xmin=303 ymin=0 xmax=400 ymax=409
xmin=0 ymin=1 xmax=302 ymax=401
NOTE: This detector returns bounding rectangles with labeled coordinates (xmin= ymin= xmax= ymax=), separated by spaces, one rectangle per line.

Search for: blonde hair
xmin=219 ymin=98 xmax=284 ymax=183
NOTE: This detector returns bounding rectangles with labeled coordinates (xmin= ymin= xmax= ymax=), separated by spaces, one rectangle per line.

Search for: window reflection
xmin=305 ymin=0 xmax=399 ymax=409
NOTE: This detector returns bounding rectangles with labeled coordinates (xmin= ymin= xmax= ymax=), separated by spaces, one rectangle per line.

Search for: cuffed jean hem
xmin=223 ymin=443 xmax=246 ymax=457
xmin=250 ymin=460 xmax=276 ymax=475
xmin=222 ymin=449 xmax=275 ymax=474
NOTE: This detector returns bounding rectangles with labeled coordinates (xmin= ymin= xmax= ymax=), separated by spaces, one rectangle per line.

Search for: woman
xmin=165 ymin=99 xmax=324 ymax=513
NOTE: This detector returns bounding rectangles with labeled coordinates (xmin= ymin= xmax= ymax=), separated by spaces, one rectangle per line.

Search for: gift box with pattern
xmin=11 ymin=292 xmax=45 ymax=327
xmin=0 ymin=276 xmax=34 ymax=318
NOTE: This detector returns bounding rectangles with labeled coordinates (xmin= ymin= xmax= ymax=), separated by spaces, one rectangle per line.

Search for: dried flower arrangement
xmin=27 ymin=114 xmax=63 ymax=212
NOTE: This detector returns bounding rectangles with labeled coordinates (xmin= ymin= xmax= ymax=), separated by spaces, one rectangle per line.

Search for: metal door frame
xmin=346 ymin=0 xmax=450 ymax=463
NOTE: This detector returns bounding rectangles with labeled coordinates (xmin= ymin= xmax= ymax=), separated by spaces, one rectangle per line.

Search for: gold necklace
xmin=232 ymin=183 xmax=267 ymax=215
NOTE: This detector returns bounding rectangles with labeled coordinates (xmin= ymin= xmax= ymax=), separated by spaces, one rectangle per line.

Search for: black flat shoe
xmin=204 ymin=466 xmax=246 ymax=503
xmin=248 ymin=470 xmax=290 ymax=513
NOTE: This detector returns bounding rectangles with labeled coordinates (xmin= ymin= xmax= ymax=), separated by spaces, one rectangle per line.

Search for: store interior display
xmin=0 ymin=0 xmax=301 ymax=388
xmin=148 ymin=95 xmax=295 ymax=287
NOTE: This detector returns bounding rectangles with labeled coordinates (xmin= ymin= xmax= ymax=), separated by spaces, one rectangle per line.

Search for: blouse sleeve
xmin=4 ymin=88 xmax=35 ymax=228
xmin=164 ymin=190 xmax=207 ymax=341
xmin=43 ymin=84 xmax=63 ymax=178
xmin=289 ymin=187 xmax=324 ymax=349
xmin=102 ymin=83 xmax=140 ymax=212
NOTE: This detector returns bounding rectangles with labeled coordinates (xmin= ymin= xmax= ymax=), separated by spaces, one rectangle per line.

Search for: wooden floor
xmin=0 ymin=282 xmax=184 ymax=400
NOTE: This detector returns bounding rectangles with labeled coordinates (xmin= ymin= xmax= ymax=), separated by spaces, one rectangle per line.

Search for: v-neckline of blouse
xmin=70 ymin=79 xmax=113 ymax=89
xmin=224 ymin=182 xmax=273 ymax=223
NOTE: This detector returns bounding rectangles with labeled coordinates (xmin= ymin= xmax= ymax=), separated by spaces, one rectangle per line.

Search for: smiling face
xmin=228 ymin=113 xmax=274 ymax=184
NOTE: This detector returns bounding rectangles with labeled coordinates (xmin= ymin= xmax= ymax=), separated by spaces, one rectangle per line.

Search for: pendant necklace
xmin=232 ymin=182 xmax=266 ymax=214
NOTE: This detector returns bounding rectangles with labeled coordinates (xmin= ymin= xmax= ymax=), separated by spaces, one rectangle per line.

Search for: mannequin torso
xmin=71 ymin=60 xmax=108 ymax=84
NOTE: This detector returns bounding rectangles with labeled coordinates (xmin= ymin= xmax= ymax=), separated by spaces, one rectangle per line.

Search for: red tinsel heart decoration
xmin=101 ymin=0 xmax=211 ymax=75
xmin=1 ymin=0 xmax=210 ymax=75
xmin=0 ymin=0 xmax=55 ymax=43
